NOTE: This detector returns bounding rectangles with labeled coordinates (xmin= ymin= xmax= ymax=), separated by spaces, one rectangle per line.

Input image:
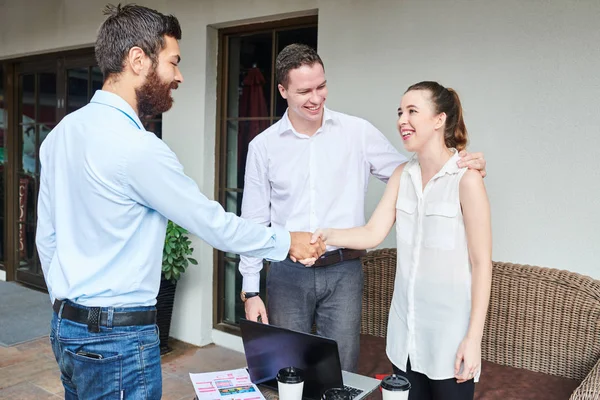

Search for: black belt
xmin=313 ymin=249 xmax=367 ymax=268
xmin=53 ymin=300 xmax=156 ymax=333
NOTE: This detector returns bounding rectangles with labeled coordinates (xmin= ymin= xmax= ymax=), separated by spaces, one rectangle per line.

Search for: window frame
xmin=213 ymin=15 xmax=318 ymax=334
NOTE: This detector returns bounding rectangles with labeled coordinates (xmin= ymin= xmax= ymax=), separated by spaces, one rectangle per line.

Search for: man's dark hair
xmin=275 ymin=44 xmax=324 ymax=88
xmin=95 ymin=3 xmax=182 ymax=79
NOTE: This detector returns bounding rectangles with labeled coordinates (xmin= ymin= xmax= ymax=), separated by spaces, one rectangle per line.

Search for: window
xmin=17 ymin=71 xmax=57 ymax=282
xmin=0 ymin=66 xmax=5 ymax=266
xmin=66 ymin=66 xmax=103 ymax=114
xmin=214 ymin=17 xmax=318 ymax=331
xmin=65 ymin=65 xmax=162 ymax=137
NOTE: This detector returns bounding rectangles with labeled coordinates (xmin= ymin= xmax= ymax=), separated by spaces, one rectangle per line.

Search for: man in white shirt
xmin=239 ymin=44 xmax=486 ymax=372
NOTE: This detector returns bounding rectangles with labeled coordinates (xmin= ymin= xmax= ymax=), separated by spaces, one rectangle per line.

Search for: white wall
xmin=315 ymin=0 xmax=600 ymax=280
xmin=1 ymin=0 xmax=598 ymax=350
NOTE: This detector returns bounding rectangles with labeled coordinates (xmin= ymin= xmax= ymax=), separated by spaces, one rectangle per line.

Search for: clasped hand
xmin=289 ymin=231 xmax=326 ymax=265
xmin=288 ymin=229 xmax=329 ymax=266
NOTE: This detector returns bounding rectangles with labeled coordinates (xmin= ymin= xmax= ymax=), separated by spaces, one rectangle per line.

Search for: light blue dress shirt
xmin=36 ymin=90 xmax=290 ymax=307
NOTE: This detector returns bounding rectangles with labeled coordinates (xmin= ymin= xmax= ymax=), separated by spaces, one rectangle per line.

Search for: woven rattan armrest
xmin=570 ymin=356 xmax=600 ymax=400
xmin=482 ymin=261 xmax=600 ymax=381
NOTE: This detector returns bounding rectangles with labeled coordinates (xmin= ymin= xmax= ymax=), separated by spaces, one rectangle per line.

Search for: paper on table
xmin=189 ymin=368 xmax=266 ymax=400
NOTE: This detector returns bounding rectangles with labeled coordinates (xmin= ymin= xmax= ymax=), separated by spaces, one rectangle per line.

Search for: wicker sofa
xmin=356 ymin=248 xmax=600 ymax=400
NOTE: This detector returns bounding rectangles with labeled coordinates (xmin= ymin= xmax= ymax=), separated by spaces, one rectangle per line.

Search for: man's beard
xmin=135 ymin=68 xmax=178 ymax=118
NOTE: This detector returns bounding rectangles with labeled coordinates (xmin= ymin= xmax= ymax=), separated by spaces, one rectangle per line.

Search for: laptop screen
xmin=240 ymin=319 xmax=344 ymax=400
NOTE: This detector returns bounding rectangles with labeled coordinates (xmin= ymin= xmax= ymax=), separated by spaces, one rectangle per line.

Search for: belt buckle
xmin=87 ymin=307 xmax=102 ymax=333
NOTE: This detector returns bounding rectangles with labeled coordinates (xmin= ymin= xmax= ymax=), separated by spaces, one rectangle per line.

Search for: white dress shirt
xmin=36 ymin=90 xmax=290 ymax=307
xmin=387 ymin=150 xmax=480 ymax=381
xmin=239 ymin=107 xmax=407 ymax=291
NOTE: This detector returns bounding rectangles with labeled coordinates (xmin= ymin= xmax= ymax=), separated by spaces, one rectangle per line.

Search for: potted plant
xmin=156 ymin=221 xmax=198 ymax=354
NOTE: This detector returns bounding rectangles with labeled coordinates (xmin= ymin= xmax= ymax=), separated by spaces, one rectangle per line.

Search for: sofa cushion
xmin=357 ymin=335 xmax=581 ymax=400
xmin=358 ymin=334 xmax=393 ymax=378
xmin=475 ymin=360 xmax=580 ymax=400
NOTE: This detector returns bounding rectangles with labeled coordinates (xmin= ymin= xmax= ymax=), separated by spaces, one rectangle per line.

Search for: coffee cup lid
xmin=321 ymin=388 xmax=352 ymax=400
xmin=276 ymin=367 xmax=304 ymax=384
xmin=380 ymin=374 xmax=411 ymax=391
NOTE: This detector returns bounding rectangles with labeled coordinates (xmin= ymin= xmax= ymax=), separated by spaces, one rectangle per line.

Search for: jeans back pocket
xmin=64 ymin=348 xmax=123 ymax=399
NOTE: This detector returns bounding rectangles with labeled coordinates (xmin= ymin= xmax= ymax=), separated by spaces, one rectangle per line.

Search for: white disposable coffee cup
xmin=381 ymin=374 xmax=411 ymax=400
xmin=276 ymin=367 xmax=305 ymax=400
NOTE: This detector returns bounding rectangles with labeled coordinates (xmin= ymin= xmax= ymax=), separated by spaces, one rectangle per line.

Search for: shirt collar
xmin=278 ymin=106 xmax=337 ymax=136
xmin=438 ymin=148 xmax=462 ymax=176
xmin=406 ymin=148 xmax=462 ymax=177
xmin=90 ymin=90 xmax=144 ymax=130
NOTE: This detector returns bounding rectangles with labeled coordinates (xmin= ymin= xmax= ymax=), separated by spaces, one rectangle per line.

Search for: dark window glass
xmin=217 ymin=22 xmax=318 ymax=326
xmin=67 ymin=68 xmax=89 ymax=114
xmin=0 ymin=67 xmax=5 ymax=263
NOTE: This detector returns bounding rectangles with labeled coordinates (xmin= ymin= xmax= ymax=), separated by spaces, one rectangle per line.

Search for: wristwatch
xmin=240 ymin=291 xmax=260 ymax=302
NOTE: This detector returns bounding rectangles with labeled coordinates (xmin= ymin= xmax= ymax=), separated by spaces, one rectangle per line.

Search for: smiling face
xmin=397 ymin=89 xmax=446 ymax=153
xmin=278 ymin=63 xmax=328 ymax=133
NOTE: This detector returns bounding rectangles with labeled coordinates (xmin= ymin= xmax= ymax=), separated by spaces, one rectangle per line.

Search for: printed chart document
xmin=190 ymin=368 xmax=266 ymax=400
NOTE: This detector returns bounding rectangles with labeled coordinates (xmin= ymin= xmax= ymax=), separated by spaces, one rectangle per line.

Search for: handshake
xmin=289 ymin=229 xmax=329 ymax=267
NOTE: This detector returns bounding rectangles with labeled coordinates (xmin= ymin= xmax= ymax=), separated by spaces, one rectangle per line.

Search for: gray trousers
xmin=267 ymin=257 xmax=363 ymax=372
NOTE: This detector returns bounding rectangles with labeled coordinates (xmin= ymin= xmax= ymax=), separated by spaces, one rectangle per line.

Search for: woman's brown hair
xmin=406 ymin=81 xmax=468 ymax=151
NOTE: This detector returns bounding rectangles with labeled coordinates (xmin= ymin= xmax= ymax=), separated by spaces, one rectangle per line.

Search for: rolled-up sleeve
xmin=124 ymin=135 xmax=290 ymax=261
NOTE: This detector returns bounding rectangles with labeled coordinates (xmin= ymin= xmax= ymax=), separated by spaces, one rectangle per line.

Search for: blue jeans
xmin=267 ymin=258 xmax=363 ymax=372
xmin=50 ymin=300 xmax=162 ymax=399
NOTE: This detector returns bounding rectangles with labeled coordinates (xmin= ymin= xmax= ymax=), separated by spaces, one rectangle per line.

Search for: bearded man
xmin=36 ymin=5 xmax=323 ymax=399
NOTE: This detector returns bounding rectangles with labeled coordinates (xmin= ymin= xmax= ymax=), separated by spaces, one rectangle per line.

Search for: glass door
xmin=0 ymin=66 xmax=6 ymax=268
xmin=4 ymin=49 xmax=166 ymax=288
xmin=12 ymin=52 xmax=97 ymax=289
xmin=214 ymin=17 xmax=318 ymax=329
xmin=14 ymin=69 xmax=57 ymax=288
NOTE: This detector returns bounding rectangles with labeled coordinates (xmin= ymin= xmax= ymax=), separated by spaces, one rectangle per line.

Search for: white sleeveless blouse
xmin=386 ymin=150 xmax=480 ymax=381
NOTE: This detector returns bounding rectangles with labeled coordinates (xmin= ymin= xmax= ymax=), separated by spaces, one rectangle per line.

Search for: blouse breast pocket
xmin=423 ymin=202 xmax=459 ymax=250
xmin=396 ymin=197 xmax=417 ymax=245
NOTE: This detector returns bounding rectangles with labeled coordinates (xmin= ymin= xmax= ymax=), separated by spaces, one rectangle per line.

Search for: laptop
xmin=239 ymin=319 xmax=380 ymax=400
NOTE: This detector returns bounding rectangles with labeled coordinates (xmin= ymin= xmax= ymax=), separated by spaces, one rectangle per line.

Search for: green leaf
xmin=162 ymin=221 xmax=199 ymax=282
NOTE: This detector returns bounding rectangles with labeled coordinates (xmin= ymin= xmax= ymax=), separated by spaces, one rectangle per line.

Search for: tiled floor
xmin=0 ymin=336 xmax=247 ymax=399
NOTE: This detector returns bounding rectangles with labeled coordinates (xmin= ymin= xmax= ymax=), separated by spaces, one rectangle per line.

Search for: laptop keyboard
xmin=343 ymin=385 xmax=364 ymax=399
